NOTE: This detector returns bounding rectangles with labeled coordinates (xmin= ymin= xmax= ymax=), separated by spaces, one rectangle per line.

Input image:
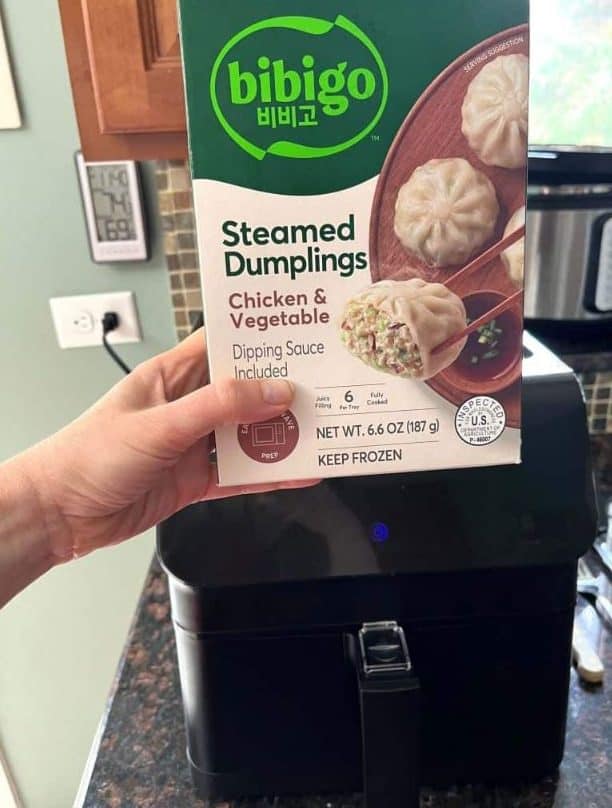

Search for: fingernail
xmin=261 ymin=380 xmax=294 ymax=405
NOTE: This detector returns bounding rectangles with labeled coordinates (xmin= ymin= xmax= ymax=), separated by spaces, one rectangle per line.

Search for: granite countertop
xmin=78 ymin=556 xmax=611 ymax=808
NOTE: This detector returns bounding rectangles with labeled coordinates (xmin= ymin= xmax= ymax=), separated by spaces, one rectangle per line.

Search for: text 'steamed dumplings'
xmin=461 ymin=54 xmax=529 ymax=169
xmin=502 ymin=207 xmax=526 ymax=287
xmin=341 ymin=280 xmax=467 ymax=380
xmin=179 ymin=0 xmax=528 ymax=485
xmin=393 ymin=158 xmax=499 ymax=268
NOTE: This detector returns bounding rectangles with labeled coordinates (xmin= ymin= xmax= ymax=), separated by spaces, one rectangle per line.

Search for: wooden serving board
xmin=369 ymin=25 xmax=528 ymax=428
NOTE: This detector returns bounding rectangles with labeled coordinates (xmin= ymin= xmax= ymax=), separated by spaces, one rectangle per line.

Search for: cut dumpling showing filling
xmin=502 ymin=205 xmax=525 ymax=286
xmin=461 ymin=54 xmax=529 ymax=169
xmin=394 ymin=157 xmax=499 ymax=268
xmin=340 ymin=278 xmax=467 ymax=380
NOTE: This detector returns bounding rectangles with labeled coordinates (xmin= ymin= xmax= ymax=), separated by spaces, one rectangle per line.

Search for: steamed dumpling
xmin=502 ymin=206 xmax=525 ymax=286
xmin=461 ymin=54 xmax=528 ymax=169
xmin=340 ymin=278 xmax=467 ymax=380
xmin=394 ymin=158 xmax=499 ymax=268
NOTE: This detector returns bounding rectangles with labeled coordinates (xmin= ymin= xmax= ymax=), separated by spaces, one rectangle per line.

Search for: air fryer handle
xmin=349 ymin=622 xmax=421 ymax=808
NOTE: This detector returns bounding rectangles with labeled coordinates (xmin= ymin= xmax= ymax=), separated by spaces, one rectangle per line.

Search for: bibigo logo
xmin=210 ymin=15 xmax=389 ymax=160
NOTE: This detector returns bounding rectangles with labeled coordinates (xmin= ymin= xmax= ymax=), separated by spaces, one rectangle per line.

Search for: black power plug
xmin=102 ymin=311 xmax=120 ymax=334
xmin=101 ymin=311 xmax=131 ymax=375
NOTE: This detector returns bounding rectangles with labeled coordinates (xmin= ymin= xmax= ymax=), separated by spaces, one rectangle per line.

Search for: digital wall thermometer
xmin=75 ymin=153 xmax=148 ymax=263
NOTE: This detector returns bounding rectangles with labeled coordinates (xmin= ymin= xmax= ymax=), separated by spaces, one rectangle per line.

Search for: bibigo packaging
xmin=178 ymin=0 xmax=529 ymax=485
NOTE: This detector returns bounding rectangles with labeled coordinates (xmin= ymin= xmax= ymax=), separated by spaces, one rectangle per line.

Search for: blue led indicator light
xmin=371 ymin=522 xmax=390 ymax=543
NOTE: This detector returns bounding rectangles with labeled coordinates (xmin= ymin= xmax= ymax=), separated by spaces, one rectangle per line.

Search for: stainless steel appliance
xmin=525 ymin=148 xmax=612 ymax=322
xmin=158 ymin=334 xmax=597 ymax=807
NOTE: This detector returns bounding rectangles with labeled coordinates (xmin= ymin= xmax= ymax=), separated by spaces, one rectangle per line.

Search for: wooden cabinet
xmin=58 ymin=0 xmax=187 ymax=160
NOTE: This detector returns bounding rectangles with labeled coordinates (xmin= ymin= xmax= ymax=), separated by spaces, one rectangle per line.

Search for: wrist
xmin=0 ymin=452 xmax=60 ymax=606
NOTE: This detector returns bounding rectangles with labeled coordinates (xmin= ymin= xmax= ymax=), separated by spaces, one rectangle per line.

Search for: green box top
xmin=179 ymin=0 xmax=528 ymax=194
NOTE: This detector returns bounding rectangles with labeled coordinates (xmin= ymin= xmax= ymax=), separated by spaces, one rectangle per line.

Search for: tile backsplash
xmin=579 ymin=371 xmax=612 ymax=436
xmin=154 ymin=160 xmax=612 ymax=439
xmin=155 ymin=160 xmax=202 ymax=342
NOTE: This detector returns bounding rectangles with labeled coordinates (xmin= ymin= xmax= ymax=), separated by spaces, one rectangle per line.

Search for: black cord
xmin=102 ymin=312 xmax=132 ymax=375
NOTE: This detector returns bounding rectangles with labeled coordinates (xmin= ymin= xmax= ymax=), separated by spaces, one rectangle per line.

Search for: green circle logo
xmin=210 ymin=15 xmax=389 ymax=160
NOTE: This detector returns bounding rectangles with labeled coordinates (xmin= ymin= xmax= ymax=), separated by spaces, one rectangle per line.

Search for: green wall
xmin=0 ymin=1 xmax=176 ymax=806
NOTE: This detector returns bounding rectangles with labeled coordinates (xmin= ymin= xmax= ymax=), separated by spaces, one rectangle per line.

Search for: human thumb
xmin=140 ymin=378 xmax=295 ymax=454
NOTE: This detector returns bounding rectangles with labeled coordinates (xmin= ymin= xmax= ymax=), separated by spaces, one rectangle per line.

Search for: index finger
xmin=154 ymin=328 xmax=209 ymax=401
xmin=203 ymin=477 xmax=322 ymax=501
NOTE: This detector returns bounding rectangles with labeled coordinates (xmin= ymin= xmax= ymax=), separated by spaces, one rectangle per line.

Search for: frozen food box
xmin=178 ymin=0 xmax=529 ymax=485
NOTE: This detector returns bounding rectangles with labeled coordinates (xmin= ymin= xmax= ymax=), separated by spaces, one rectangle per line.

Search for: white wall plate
xmin=0 ymin=10 xmax=21 ymax=129
xmin=49 ymin=292 xmax=142 ymax=349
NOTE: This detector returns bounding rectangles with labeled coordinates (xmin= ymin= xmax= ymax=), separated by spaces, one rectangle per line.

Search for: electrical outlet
xmin=73 ymin=310 xmax=95 ymax=333
xmin=49 ymin=292 xmax=142 ymax=349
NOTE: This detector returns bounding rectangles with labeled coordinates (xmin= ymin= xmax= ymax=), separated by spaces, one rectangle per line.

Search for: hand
xmin=17 ymin=330 xmax=313 ymax=563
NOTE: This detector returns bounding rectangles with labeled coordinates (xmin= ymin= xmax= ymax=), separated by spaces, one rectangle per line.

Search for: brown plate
xmin=369 ymin=25 xmax=528 ymax=427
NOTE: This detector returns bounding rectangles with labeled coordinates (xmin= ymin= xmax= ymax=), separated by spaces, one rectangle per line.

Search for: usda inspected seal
xmin=455 ymin=397 xmax=506 ymax=446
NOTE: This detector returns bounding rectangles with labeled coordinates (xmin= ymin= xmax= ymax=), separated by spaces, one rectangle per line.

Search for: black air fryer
xmin=158 ymin=333 xmax=597 ymax=807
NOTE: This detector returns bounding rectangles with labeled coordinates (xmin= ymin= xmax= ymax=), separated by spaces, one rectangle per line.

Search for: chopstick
xmin=444 ymin=225 xmax=525 ymax=290
xmin=429 ymin=225 xmax=526 ymax=357
xmin=431 ymin=289 xmax=523 ymax=356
